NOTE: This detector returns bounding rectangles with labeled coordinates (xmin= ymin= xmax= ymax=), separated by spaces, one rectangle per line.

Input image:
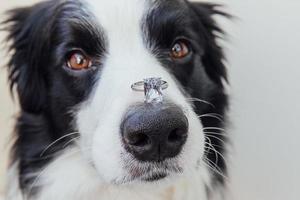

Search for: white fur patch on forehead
xmin=76 ymin=0 xmax=205 ymax=185
xmin=85 ymin=0 xmax=149 ymax=39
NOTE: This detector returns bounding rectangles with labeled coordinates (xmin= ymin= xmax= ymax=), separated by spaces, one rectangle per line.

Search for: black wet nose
xmin=121 ymin=104 xmax=188 ymax=162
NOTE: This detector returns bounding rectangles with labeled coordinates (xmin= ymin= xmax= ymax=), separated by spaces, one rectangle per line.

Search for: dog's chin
xmin=142 ymin=172 xmax=168 ymax=182
xmin=112 ymin=172 xmax=180 ymax=187
xmin=125 ymin=159 xmax=183 ymax=183
xmin=114 ymin=166 xmax=184 ymax=186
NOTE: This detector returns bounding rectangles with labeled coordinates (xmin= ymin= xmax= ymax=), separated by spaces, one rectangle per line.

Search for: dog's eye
xmin=67 ymin=50 xmax=92 ymax=70
xmin=170 ymin=40 xmax=190 ymax=59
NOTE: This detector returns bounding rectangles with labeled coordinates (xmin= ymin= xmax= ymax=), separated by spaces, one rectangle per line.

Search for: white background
xmin=215 ymin=0 xmax=300 ymax=199
xmin=0 ymin=0 xmax=300 ymax=199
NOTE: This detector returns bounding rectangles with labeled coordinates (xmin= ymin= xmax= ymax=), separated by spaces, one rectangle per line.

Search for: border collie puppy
xmin=3 ymin=0 xmax=229 ymax=199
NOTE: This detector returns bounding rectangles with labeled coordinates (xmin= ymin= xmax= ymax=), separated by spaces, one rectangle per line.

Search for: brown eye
xmin=170 ymin=40 xmax=190 ymax=59
xmin=67 ymin=51 xmax=92 ymax=70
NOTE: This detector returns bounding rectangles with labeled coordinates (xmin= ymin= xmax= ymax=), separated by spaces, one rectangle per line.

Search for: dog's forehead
xmin=86 ymin=0 xmax=149 ymax=31
xmin=84 ymin=0 xmax=185 ymax=32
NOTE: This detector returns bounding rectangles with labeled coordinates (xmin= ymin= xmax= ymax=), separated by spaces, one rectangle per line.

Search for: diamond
xmin=144 ymin=78 xmax=164 ymax=103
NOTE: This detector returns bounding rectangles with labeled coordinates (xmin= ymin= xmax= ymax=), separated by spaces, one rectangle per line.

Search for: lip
xmin=127 ymin=168 xmax=173 ymax=183
xmin=130 ymin=165 xmax=183 ymax=183
xmin=142 ymin=173 xmax=168 ymax=182
xmin=121 ymin=155 xmax=183 ymax=183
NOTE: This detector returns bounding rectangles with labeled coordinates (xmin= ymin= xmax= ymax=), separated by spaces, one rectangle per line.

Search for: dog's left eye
xmin=170 ymin=40 xmax=191 ymax=59
xmin=67 ymin=50 xmax=92 ymax=70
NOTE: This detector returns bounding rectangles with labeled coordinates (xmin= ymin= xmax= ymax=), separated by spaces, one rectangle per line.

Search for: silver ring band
xmin=131 ymin=80 xmax=169 ymax=92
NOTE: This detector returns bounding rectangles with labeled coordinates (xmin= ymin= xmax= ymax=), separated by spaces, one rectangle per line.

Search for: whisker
xmin=205 ymin=137 xmax=219 ymax=165
xmin=203 ymin=158 xmax=228 ymax=180
xmin=202 ymin=113 xmax=223 ymax=118
xmin=205 ymin=135 xmax=227 ymax=145
xmin=204 ymin=141 xmax=228 ymax=168
xmin=205 ymin=146 xmax=227 ymax=166
xmin=40 ymin=132 xmax=79 ymax=157
xmin=203 ymin=127 xmax=226 ymax=132
xmin=186 ymin=98 xmax=215 ymax=108
xmin=203 ymin=157 xmax=222 ymax=174
xmin=204 ymin=142 xmax=224 ymax=149
xmin=203 ymin=135 xmax=228 ymax=180
xmin=198 ymin=113 xmax=224 ymax=122
xmin=63 ymin=137 xmax=80 ymax=148
xmin=204 ymin=131 xmax=228 ymax=137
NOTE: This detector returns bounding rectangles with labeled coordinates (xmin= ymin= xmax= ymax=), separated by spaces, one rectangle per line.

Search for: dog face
xmin=5 ymin=0 xmax=228 ymax=191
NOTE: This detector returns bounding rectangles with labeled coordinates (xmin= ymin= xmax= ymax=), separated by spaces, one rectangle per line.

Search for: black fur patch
xmin=3 ymin=0 xmax=106 ymax=193
xmin=145 ymin=1 xmax=229 ymax=185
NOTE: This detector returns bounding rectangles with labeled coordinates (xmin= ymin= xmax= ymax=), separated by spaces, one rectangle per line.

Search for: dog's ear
xmin=3 ymin=2 xmax=54 ymax=113
xmin=189 ymin=3 xmax=230 ymax=86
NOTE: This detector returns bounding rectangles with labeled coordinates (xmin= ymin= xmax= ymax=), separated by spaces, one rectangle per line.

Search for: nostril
xmin=168 ymin=128 xmax=187 ymax=143
xmin=126 ymin=132 xmax=150 ymax=147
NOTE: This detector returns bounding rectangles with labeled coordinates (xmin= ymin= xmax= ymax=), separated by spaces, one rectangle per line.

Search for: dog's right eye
xmin=170 ymin=40 xmax=191 ymax=59
xmin=66 ymin=50 xmax=92 ymax=70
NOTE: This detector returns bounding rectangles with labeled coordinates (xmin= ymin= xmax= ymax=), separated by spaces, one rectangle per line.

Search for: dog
xmin=3 ymin=0 xmax=230 ymax=199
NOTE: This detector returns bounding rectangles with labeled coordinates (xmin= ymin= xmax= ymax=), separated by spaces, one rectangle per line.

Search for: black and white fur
xmin=3 ymin=0 xmax=229 ymax=199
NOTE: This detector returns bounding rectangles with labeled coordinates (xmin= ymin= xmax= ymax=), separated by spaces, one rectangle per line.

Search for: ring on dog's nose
xmin=131 ymin=78 xmax=168 ymax=92
xmin=131 ymin=77 xmax=168 ymax=103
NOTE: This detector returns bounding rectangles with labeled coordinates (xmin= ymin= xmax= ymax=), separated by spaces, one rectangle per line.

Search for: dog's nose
xmin=121 ymin=104 xmax=188 ymax=162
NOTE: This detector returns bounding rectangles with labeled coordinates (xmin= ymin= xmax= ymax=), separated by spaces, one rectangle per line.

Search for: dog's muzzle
xmin=124 ymin=78 xmax=187 ymax=162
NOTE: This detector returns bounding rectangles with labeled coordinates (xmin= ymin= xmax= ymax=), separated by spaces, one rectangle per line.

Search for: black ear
xmin=3 ymin=2 xmax=54 ymax=113
xmin=189 ymin=3 xmax=230 ymax=86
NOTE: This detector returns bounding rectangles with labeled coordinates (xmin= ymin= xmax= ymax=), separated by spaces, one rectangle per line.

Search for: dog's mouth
xmin=123 ymin=169 xmax=175 ymax=184
xmin=122 ymin=159 xmax=183 ymax=184
xmin=112 ymin=169 xmax=174 ymax=185
xmin=142 ymin=172 xmax=168 ymax=182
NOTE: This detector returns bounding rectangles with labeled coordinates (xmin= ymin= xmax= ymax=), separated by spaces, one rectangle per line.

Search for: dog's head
xmin=5 ymin=0 xmax=228 ymax=188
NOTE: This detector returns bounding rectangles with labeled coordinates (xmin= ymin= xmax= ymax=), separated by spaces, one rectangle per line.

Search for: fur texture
xmin=3 ymin=0 xmax=229 ymax=199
